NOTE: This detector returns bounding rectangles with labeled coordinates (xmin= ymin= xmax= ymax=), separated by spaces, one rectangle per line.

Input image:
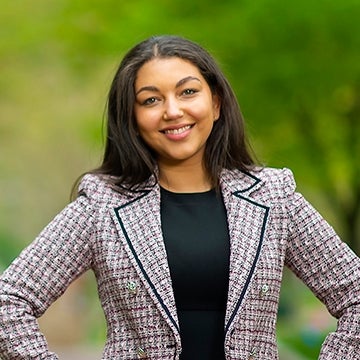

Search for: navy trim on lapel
xmin=234 ymin=170 xmax=262 ymax=193
xmin=220 ymin=169 xmax=269 ymax=335
xmin=113 ymin=190 xmax=180 ymax=334
xmin=224 ymin=193 xmax=269 ymax=333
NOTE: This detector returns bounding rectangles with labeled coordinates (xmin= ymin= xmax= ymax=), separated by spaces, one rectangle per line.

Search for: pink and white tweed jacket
xmin=0 ymin=167 xmax=359 ymax=359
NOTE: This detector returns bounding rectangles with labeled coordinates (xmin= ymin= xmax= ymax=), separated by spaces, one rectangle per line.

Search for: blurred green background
xmin=1 ymin=0 xmax=359 ymax=358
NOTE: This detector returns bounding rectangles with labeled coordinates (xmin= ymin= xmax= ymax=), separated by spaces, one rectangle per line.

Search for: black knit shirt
xmin=160 ymin=187 xmax=230 ymax=359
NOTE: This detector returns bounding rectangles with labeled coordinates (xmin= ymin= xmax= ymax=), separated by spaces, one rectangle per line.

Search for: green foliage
xmin=282 ymin=329 xmax=326 ymax=359
xmin=0 ymin=229 xmax=23 ymax=271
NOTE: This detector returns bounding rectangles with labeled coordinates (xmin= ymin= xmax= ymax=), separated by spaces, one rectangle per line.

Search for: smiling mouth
xmin=162 ymin=125 xmax=193 ymax=135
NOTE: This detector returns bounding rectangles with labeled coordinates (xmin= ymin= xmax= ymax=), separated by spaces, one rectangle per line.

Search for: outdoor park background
xmin=1 ymin=0 xmax=359 ymax=358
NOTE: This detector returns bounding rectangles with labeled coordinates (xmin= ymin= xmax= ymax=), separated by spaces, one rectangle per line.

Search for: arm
xmin=283 ymin=170 xmax=360 ymax=359
xmin=0 ymin=194 xmax=95 ymax=359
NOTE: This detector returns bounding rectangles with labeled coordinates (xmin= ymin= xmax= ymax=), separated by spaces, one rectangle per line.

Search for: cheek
xmin=135 ymin=110 xmax=156 ymax=133
xmin=137 ymin=126 xmax=154 ymax=143
xmin=136 ymin=118 xmax=160 ymax=145
xmin=189 ymin=101 xmax=208 ymax=116
xmin=190 ymin=103 xmax=217 ymax=126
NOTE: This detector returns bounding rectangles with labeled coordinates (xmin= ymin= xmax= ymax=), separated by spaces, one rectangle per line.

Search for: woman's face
xmin=134 ymin=57 xmax=220 ymax=168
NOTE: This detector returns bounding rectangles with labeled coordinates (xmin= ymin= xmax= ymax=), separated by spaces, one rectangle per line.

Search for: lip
xmin=160 ymin=124 xmax=194 ymax=140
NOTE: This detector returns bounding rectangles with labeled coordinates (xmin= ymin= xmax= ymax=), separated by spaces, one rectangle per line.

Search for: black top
xmin=160 ymin=187 xmax=230 ymax=359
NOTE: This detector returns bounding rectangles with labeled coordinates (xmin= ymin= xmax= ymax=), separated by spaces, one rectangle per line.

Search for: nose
xmin=163 ymin=98 xmax=184 ymax=120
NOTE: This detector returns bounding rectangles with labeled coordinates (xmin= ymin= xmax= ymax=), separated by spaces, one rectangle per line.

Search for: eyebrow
xmin=135 ymin=76 xmax=201 ymax=95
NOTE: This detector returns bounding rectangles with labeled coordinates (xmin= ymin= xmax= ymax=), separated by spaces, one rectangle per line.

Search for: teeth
xmin=164 ymin=125 xmax=191 ymax=134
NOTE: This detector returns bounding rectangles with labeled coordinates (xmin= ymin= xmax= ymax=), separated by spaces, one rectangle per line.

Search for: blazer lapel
xmin=220 ymin=170 xmax=270 ymax=335
xmin=110 ymin=169 xmax=269 ymax=345
xmin=112 ymin=184 xmax=180 ymax=341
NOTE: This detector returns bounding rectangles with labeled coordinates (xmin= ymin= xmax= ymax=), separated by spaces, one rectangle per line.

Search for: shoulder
xmin=243 ymin=168 xmax=300 ymax=215
xmin=220 ymin=166 xmax=298 ymax=205
xmin=78 ymin=173 xmax=113 ymax=197
xmin=77 ymin=173 xmax=154 ymax=206
xmin=253 ymin=167 xmax=296 ymax=194
xmin=244 ymin=167 xmax=297 ymax=203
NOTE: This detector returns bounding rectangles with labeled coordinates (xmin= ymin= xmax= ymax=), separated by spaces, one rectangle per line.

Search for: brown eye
xmin=182 ymin=88 xmax=198 ymax=96
xmin=142 ymin=97 xmax=157 ymax=105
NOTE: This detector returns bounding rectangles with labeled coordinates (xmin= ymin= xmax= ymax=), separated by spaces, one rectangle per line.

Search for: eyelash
xmin=140 ymin=88 xmax=199 ymax=106
xmin=142 ymin=97 xmax=158 ymax=105
xmin=182 ymin=88 xmax=198 ymax=96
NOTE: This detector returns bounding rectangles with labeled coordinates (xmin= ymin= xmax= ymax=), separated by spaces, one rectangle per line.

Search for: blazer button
xmin=260 ymin=284 xmax=269 ymax=295
xmin=248 ymin=347 xmax=257 ymax=359
xmin=137 ymin=346 xmax=147 ymax=358
xmin=127 ymin=281 xmax=138 ymax=295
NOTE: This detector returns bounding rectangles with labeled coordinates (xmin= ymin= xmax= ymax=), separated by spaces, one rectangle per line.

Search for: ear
xmin=212 ymin=94 xmax=221 ymax=121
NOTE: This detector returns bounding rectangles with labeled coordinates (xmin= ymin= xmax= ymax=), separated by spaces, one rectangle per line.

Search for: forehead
xmin=135 ymin=57 xmax=204 ymax=87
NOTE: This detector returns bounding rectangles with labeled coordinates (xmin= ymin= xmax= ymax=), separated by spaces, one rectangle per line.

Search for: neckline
xmin=160 ymin=186 xmax=215 ymax=196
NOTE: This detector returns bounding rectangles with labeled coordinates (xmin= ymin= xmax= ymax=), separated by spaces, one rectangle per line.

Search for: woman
xmin=0 ymin=35 xmax=359 ymax=359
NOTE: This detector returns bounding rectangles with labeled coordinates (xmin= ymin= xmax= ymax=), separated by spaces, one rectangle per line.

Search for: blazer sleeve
xmin=282 ymin=169 xmax=360 ymax=359
xmin=0 ymin=193 xmax=96 ymax=359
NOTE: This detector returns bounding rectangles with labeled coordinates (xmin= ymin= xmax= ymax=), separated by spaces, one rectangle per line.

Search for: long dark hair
xmin=90 ymin=35 xmax=256 ymax=190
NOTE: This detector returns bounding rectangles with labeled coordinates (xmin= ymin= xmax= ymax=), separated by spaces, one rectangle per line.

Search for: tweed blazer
xmin=0 ymin=167 xmax=359 ymax=359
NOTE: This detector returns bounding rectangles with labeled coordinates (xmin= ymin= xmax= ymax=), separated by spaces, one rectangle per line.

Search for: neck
xmin=158 ymin=162 xmax=212 ymax=193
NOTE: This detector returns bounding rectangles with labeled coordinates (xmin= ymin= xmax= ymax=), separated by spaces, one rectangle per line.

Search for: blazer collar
xmin=112 ymin=168 xmax=268 ymax=345
xmin=220 ymin=168 xmax=263 ymax=195
xmin=220 ymin=168 xmax=269 ymax=336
